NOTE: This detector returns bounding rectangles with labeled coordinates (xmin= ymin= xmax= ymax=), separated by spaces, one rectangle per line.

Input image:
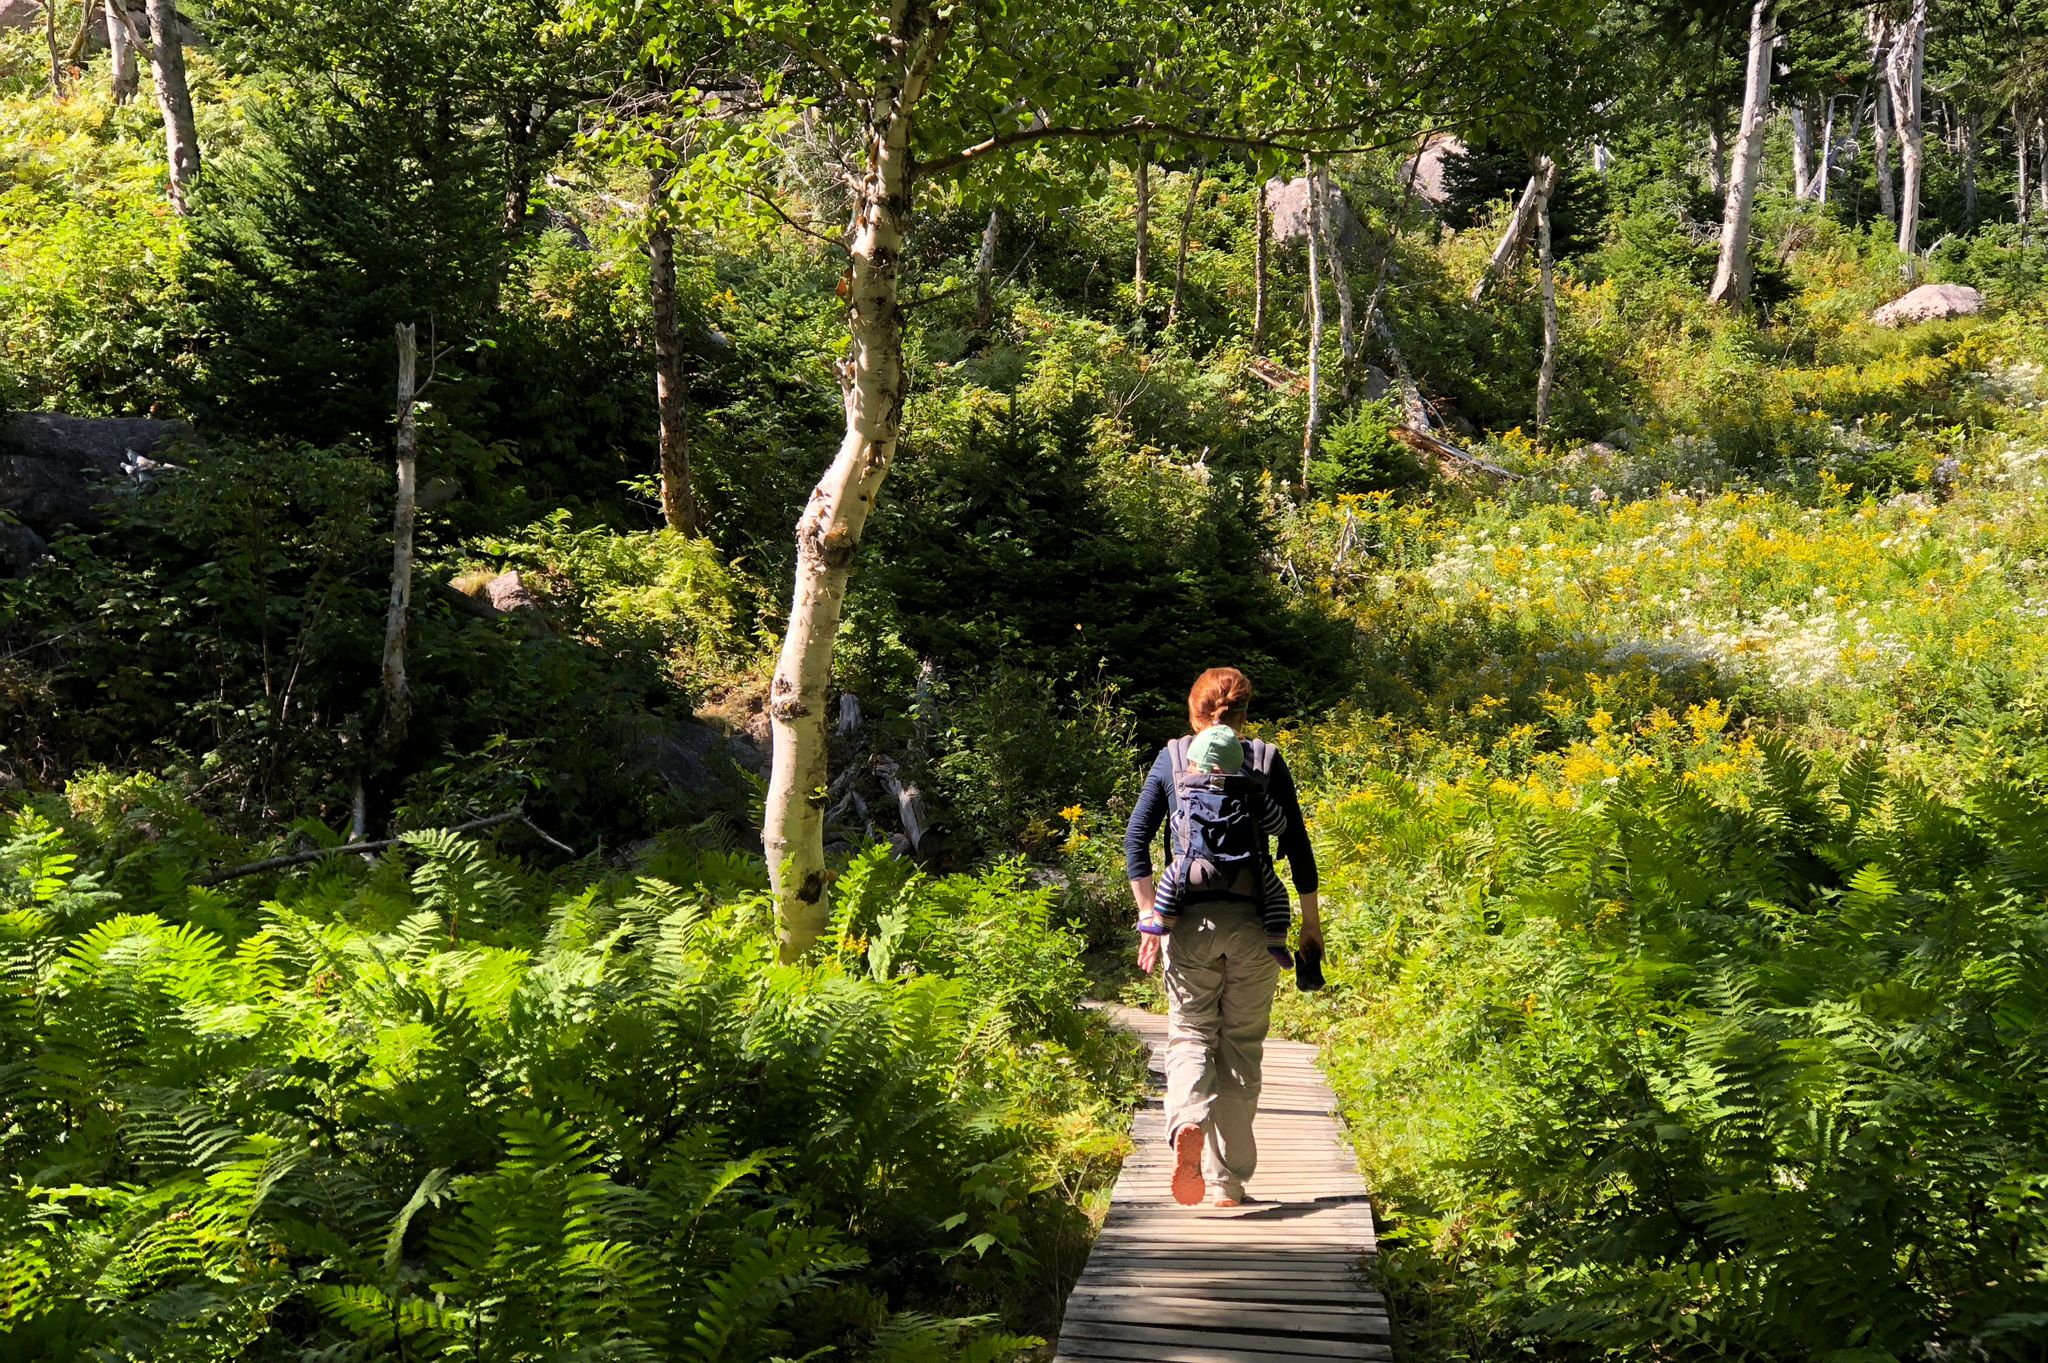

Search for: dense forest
xmin=7 ymin=0 xmax=2048 ymax=1356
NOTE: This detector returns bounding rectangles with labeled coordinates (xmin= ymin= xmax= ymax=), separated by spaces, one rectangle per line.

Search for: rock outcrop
xmin=1266 ymin=177 xmax=1366 ymax=253
xmin=1871 ymin=283 xmax=1984 ymax=328
xmin=0 ymin=412 xmax=190 ymax=574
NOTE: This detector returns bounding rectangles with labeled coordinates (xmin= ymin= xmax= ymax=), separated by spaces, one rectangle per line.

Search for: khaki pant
xmin=1161 ymin=899 xmax=1280 ymax=1201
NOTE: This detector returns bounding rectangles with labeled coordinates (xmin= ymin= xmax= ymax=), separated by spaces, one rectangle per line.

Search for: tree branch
xmin=198 ymin=810 xmax=524 ymax=885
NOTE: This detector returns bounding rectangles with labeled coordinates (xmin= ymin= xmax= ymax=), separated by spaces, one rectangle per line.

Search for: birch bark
xmin=1317 ymin=167 xmax=1357 ymax=399
xmin=1133 ymin=149 xmax=1150 ymax=309
xmin=105 ymin=0 xmax=139 ymax=103
xmin=1887 ymin=0 xmax=1927 ymax=266
xmin=973 ymin=206 xmax=999 ymax=334
xmin=144 ymin=0 xmax=199 ymax=214
xmin=1709 ymin=0 xmax=1774 ymax=307
xmin=763 ymin=0 xmax=949 ymax=960
xmin=1251 ymin=176 xmax=1270 ymax=354
xmin=1871 ymin=23 xmax=1898 ymax=223
xmin=1790 ymin=103 xmax=1814 ymax=200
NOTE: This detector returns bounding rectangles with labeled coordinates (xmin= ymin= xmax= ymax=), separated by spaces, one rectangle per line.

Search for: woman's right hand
xmin=1130 ymin=876 xmax=1161 ymax=974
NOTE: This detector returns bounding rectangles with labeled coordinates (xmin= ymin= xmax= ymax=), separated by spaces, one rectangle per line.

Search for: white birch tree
xmin=573 ymin=0 xmax=1601 ymax=958
xmin=1709 ymin=0 xmax=1775 ymax=307
xmin=144 ymin=0 xmax=200 ymax=213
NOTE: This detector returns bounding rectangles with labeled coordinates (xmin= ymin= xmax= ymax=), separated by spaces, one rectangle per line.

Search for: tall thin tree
xmin=144 ymin=0 xmax=200 ymax=213
xmin=648 ymin=163 xmax=702 ymax=535
xmin=379 ymin=324 xmax=421 ymax=757
xmin=1710 ymin=0 xmax=1775 ymax=306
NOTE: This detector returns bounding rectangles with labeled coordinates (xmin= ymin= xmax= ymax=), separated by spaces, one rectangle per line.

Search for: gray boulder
xmin=0 ymin=521 xmax=49 ymax=576
xmin=1871 ymin=283 xmax=1984 ymax=328
xmin=1400 ymin=135 xmax=1466 ymax=208
xmin=644 ymin=720 xmax=767 ymax=800
xmin=1266 ymin=176 xmax=1366 ymax=253
xmin=0 ymin=413 xmax=191 ymax=573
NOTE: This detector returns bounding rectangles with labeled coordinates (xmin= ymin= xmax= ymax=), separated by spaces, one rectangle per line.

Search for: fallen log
xmin=1245 ymin=354 xmax=1306 ymax=393
xmin=199 ymin=809 xmax=525 ymax=885
xmin=1389 ymin=425 xmax=1520 ymax=482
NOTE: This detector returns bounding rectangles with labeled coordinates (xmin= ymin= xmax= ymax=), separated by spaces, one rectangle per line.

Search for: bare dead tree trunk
xmin=2037 ymin=117 xmax=2048 ymax=221
xmin=1251 ymin=175 xmax=1270 ymax=354
xmin=40 ymin=0 xmax=65 ymax=96
xmin=1870 ymin=21 xmax=1897 ymax=224
xmin=1790 ymin=101 xmax=1815 ymax=199
xmin=379 ymin=324 xmax=420 ymax=757
xmin=1167 ymin=158 xmax=1206 ymax=327
xmin=648 ymin=166 xmax=701 ymax=537
xmin=973 ymin=206 xmax=999 ymax=334
xmin=1132 ymin=147 xmax=1150 ymax=310
xmin=1959 ymin=110 xmax=1978 ymax=223
xmin=2021 ymin=104 xmax=2033 ymax=240
xmin=144 ymin=0 xmax=199 ymax=214
xmin=1471 ymin=162 xmax=1555 ymax=302
xmin=1535 ymin=157 xmax=1560 ymax=431
xmin=105 ymin=0 xmax=139 ymax=103
xmin=1301 ymin=164 xmax=1325 ymax=492
xmin=1317 ymin=165 xmax=1357 ymax=399
xmin=1710 ymin=0 xmax=1775 ymax=307
xmin=1706 ymin=117 xmax=1729 ymax=195
xmin=764 ymin=0 xmax=949 ymax=961
xmin=1812 ymin=96 xmax=1837 ymax=203
xmin=1888 ymin=0 xmax=1927 ymax=269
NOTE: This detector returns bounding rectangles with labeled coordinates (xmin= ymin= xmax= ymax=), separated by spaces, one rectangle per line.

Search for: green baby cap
xmin=1188 ymin=724 xmax=1244 ymax=774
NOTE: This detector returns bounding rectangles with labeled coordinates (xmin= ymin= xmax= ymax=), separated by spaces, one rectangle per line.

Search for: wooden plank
xmin=1058 ymin=1008 xmax=1389 ymax=1363
xmin=1058 ymin=1340 xmax=1394 ymax=1363
xmin=1058 ymin=1319 xmax=1382 ymax=1359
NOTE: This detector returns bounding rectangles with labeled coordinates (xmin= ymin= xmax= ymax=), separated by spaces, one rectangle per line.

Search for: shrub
xmin=0 ymin=809 xmax=1141 ymax=1361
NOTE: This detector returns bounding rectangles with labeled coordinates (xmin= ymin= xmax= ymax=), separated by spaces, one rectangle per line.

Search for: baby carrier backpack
xmin=1166 ymin=735 xmax=1269 ymax=902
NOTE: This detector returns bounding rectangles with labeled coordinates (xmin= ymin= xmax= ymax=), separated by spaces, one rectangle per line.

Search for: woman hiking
xmin=1123 ymin=666 xmax=1322 ymax=1207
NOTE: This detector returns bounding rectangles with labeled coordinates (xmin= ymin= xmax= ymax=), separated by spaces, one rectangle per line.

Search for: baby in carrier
xmin=1140 ymin=723 xmax=1296 ymax=968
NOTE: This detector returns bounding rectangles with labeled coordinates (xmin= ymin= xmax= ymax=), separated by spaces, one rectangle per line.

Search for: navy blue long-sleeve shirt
xmin=1123 ymin=739 xmax=1319 ymax=895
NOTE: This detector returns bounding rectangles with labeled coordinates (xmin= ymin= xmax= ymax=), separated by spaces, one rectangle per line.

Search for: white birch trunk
xmin=1470 ymin=163 xmax=1555 ymax=302
xmin=1709 ymin=0 xmax=1775 ymax=307
xmin=1318 ymin=167 xmax=1357 ymax=398
xmin=1813 ymin=96 xmax=1836 ymax=203
xmin=379 ymin=324 xmax=420 ymax=756
xmin=1132 ymin=148 xmax=1150 ymax=310
xmin=144 ymin=0 xmax=199 ymax=214
xmin=2037 ymin=118 xmax=2048 ymax=219
xmin=2021 ymin=105 xmax=2032 ymax=239
xmin=764 ymin=0 xmax=948 ymax=961
xmin=1790 ymin=103 xmax=1814 ymax=200
xmin=1535 ymin=157 xmax=1560 ymax=431
xmin=1871 ymin=24 xmax=1898 ymax=223
xmin=1251 ymin=175 xmax=1269 ymax=355
xmin=105 ymin=0 xmax=139 ymax=103
xmin=1300 ymin=165 xmax=1325 ymax=491
xmin=973 ymin=206 xmax=999 ymax=334
xmin=1888 ymin=0 xmax=1927 ymax=267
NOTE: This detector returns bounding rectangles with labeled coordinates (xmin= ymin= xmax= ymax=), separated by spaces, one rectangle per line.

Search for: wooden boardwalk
xmin=1055 ymin=1007 xmax=1391 ymax=1362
